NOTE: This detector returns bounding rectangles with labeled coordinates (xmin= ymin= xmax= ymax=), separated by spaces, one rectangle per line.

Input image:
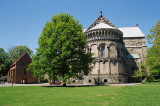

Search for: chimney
xmin=136 ymin=24 xmax=138 ymax=27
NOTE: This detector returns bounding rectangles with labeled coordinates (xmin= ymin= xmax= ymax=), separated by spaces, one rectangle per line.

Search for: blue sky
xmin=0 ymin=0 xmax=160 ymax=54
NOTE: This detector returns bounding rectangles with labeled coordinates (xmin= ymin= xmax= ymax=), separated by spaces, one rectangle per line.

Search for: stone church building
xmin=81 ymin=13 xmax=147 ymax=84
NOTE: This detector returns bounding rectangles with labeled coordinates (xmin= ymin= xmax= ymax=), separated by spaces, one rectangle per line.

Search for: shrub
xmin=146 ymin=76 xmax=155 ymax=82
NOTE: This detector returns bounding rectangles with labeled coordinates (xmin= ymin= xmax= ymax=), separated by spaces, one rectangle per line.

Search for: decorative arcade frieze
xmin=86 ymin=29 xmax=123 ymax=43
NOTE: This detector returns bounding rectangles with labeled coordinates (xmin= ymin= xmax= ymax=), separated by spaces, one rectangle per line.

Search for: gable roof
xmin=85 ymin=15 xmax=118 ymax=32
xmin=119 ymin=27 xmax=145 ymax=38
xmin=10 ymin=53 xmax=31 ymax=66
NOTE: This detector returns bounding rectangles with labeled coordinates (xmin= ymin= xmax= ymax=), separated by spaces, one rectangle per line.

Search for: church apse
xmin=83 ymin=13 xmax=127 ymax=84
xmin=68 ymin=13 xmax=147 ymax=84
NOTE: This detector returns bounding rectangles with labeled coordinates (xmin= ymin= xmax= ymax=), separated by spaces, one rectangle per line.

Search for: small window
xmin=101 ymin=45 xmax=105 ymax=57
xmin=24 ymin=68 xmax=27 ymax=75
xmin=104 ymin=79 xmax=107 ymax=82
xmin=88 ymin=79 xmax=91 ymax=83
xmin=73 ymin=80 xmax=75 ymax=83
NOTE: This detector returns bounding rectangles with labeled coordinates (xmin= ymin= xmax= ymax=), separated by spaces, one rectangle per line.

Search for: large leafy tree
xmin=0 ymin=48 xmax=12 ymax=76
xmin=146 ymin=18 xmax=160 ymax=79
xmin=28 ymin=13 xmax=93 ymax=86
xmin=8 ymin=46 xmax=33 ymax=62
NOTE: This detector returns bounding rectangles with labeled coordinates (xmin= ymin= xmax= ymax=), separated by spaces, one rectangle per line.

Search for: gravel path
xmin=0 ymin=82 xmax=141 ymax=87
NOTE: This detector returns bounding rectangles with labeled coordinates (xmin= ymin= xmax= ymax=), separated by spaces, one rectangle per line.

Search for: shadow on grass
xmin=42 ymin=84 xmax=109 ymax=88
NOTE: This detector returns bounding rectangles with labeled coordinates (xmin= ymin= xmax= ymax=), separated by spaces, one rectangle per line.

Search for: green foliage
xmin=146 ymin=18 xmax=160 ymax=79
xmin=0 ymin=48 xmax=12 ymax=76
xmin=39 ymin=74 xmax=49 ymax=82
xmin=132 ymin=62 xmax=148 ymax=82
xmin=8 ymin=46 xmax=33 ymax=62
xmin=132 ymin=70 xmax=142 ymax=78
xmin=29 ymin=13 xmax=94 ymax=86
xmin=146 ymin=47 xmax=160 ymax=78
xmin=0 ymin=48 xmax=8 ymax=62
xmin=146 ymin=18 xmax=160 ymax=46
xmin=146 ymin=75 xmax=155 ymax=82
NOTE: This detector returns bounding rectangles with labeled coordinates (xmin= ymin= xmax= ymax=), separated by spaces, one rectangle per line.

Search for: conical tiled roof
xmin=85 ymin=14 xmax=118 ymax=32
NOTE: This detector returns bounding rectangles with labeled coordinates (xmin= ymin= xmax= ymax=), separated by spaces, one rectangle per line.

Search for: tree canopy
xmin=8 ymin=46 xmax=33 ymax=62
xmin=0 ymin=48 xmax=12 ymax=76
xmin=146 ymin=18 xmax=160 ymax=46
xmin=28 ymin=13 xmax=94 ymax=86
xmin=146 ymin=18 xmax=160 ymax=79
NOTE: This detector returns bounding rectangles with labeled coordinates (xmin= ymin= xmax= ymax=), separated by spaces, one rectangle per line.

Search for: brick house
xmin=7 ymin=53 xmax=38 ymax=83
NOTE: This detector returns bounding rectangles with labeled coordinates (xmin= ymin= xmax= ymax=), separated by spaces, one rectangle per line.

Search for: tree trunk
xmin=63 ymin=83 xmax=66 ymax=87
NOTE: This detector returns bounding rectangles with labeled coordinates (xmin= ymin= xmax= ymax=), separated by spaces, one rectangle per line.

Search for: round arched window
xmin=101 ymin=45 xmax=105 ymax=57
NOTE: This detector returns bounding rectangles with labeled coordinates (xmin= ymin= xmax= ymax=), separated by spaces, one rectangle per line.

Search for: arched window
xmin=101 ymin=45 xmax=105 ymax=57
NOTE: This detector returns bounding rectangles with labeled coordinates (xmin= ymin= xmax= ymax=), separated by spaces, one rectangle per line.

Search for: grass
xmin=0 ymin=83 xmax=160 ymax=106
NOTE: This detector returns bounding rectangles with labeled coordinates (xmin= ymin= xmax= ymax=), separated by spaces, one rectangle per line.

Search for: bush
xmin=153 ymin=79 xmax=160 ymax=82
xmin=146 ymin=76 xmax=155 ymax=82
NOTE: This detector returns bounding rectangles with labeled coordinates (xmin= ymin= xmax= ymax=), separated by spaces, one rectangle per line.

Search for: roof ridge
xmin=10 ymin=53 xmax=29 ymax=66
xmin=86 ymin=15 xmax=118 ymax=32
xmin=119 ymin=27 xmax=139 ymax=28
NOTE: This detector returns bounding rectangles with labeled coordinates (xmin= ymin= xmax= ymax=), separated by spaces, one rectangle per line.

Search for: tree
xmin=132 ymin=62 xmax=148 ymax=82
xmin=0 ymin=48 xmax=12 ymax=76
xmin=8 ymin=46 xmax=33 ymax=62
xmin=146 ymin=18 xmax=160 ymax=46
xmin=28 ymin=13 xmax=94 ymax=86
xmin=146 ymin=47 xmax=160 ymax=79
xmin=146 ymin=18 xmax=160 ymax=79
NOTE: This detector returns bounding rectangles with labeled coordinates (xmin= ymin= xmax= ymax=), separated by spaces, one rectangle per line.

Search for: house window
xmin=101 ymin=45 xmax=105 ymax=57
xmin=24 ymin=68 xmax=27 ymax=75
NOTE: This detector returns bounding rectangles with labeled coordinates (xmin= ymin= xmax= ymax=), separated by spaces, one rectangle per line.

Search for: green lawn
xmin=0 ymin=83 xmax=160 ymax=106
